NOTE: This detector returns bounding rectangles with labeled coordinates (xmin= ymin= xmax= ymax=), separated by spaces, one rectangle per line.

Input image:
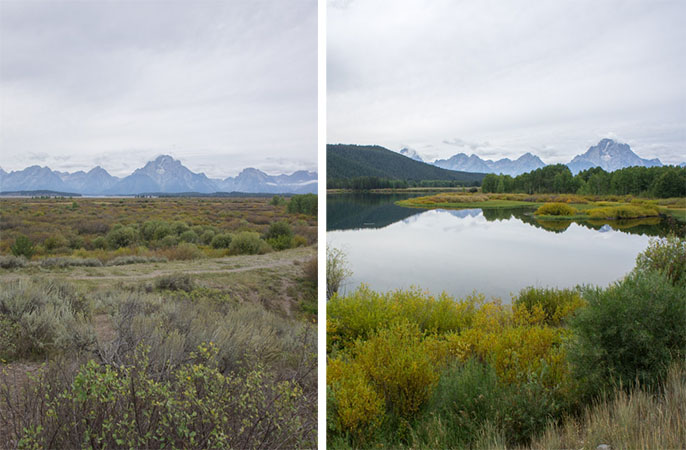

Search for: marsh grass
xmin=532 ymin=364 xmax=686 ymax=450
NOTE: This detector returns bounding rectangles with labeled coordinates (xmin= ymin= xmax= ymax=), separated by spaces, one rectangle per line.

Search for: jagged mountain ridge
xmin=566 ymin=138 xmax=662 ymax=174
xmin=1 ymin=155 xmax=317 ymax=195
xmin=432 ymin=152 xmax=547 ymax=176
xmin=428 ymin=139 xmax=664 ymax=176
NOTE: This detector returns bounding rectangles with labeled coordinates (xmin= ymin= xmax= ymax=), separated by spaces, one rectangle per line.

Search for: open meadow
xmin=0 ymin=195 xmax=317 ymax=448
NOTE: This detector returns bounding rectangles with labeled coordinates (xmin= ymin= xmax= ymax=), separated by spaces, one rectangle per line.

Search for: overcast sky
xmin=328 ymin=0 xmax=686 ymax=165
xmin=0 ymin=0 xmax=316 ymax=177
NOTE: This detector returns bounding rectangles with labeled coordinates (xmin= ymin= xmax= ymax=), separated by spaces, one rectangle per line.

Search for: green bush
xmin=43 ymin=234 xmax=68 ymax=251
xmin=229 ymin=232 xmax=269 ymax=255
xmin=287 ymin=194 xmax=317 ymax=216
xmin=152 ymin=222 xmax=174 ymax=240
xmin=210 ymin=233 xmax=233 ymax=249
xmin=265 ymin=221 xmax=294 ymax=250
xmin=167 ymin=242 xmax=203 ymax=260
xmin=534 ymin=202 xmax=577 ymax=216
xmin=635 ymin=235 xmax=686 ymax=286
xmin=158 ymin=234 xmax=178 ymax=249
xmin=106 ymin=225 xmax=136 ymax=249
xmin=9 ymin=344 xmax=311 ymax=449
xmin=422 ymin=359 xmax=503 ymax=447
xmin=10 ymin=234 xmax=34 ymax=258
xmin=179 ymin=230 xmax=198 ymax=243
xmin=200 ymin=229 xmax=216 ymax=245
xmin=569 ymin=271 xmax=686 ymax=397
xmin=91 ymin=236 xmax=107 ymax=249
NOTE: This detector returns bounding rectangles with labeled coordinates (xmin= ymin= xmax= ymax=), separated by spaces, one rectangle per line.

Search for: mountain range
xmin=404 ymin=139 xmax=671 ymax=175
xmin=0 ymin=155 xmax=317 ymax=195
xmin=433 ymin=152 xmax=546 ymax=176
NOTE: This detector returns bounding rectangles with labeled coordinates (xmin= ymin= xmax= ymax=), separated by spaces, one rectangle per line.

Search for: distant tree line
xmin=482 ymin=164 xmax=686 ymax=198
xmin=328 ymin=177 xmax=480 ymax=190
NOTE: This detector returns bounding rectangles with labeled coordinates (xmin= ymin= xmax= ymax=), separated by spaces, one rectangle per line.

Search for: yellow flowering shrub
xmin=327 ymin=285 xmax=479 ymax=350
xmin=327 ymin=358 xmax=384 ymax=438
xmin=353 ymin=321 xmax=439 ymax=418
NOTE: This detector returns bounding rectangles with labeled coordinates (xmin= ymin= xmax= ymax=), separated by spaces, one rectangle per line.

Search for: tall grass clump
xmin=326 ymin=247 xmax=352 ymax=300
xmin=532 ymin=363 xmax=686 ymax=450
xmin=634 ymin=234 xmax=686 ymax=285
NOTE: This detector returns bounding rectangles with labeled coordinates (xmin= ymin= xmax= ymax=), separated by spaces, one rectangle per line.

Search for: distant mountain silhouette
xmin=433 ymin=152 xmax=546 ymax=176
xmin=0 ymin=155 xmax=317 ymax=195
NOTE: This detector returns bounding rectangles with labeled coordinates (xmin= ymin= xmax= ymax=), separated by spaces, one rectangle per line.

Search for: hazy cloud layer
xmin=328 ymin=0 xmax=686 ymax=164
xmin=1 ymin=0 xmax=316 ymax=177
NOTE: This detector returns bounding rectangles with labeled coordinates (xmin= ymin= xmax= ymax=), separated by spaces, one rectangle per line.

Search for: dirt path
xmin=0 ymin=247 xmax=315 ymax=282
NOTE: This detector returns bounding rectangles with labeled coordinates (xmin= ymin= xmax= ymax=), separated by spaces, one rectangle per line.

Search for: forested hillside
xmin=327 ymin=144 xmax=485 ymax=187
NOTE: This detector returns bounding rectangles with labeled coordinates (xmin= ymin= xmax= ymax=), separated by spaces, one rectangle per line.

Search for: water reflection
xmin=327 ymin=194 xmax=679 ymax=300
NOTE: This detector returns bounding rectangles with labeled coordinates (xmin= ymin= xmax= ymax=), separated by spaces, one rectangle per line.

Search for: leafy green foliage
xmin=106 ymin=225 xmax=137 ymax=249
xmin=11 ymin=344 xmax=310 ymax=449
xmin=635 ymin=235 xmax=686 ymax=285
xmin=229 ymin=231 xmax=269 ymax=255
xmin=483 ymin=164 xmax=686 ymax=198
xmin=265 ymin=221 xmax=294 ymax=250
xmin=569 ymin=271 xmax=686 ymax=397
xmin=210 ymin=233 xmax=233 ymax=249
xmin=287 ymin=193 xmax=317 ymax=216
xmin=10 ymin=234 xmax=34 ymax=258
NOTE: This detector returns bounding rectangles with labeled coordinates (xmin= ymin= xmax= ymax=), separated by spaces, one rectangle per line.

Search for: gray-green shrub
xmin=211 ymin=233 xmax=233 ymax=249
xmin=0 ymin=255 xmax=27 ymax=269
xmin=0 ymin=279 xmax=94 ymax=360
xmin=106 ymin=225 xmax=136 ymax=249
xmin=230 ymin=231 xmax=269 ymax=255
xmin=40 ymin=257 xmax=103 ymax=268
xmin=570 ymin=270 xmax=686 ymax=397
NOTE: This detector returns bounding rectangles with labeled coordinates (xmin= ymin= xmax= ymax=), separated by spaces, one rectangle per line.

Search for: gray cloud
xmin=328 ymin=0 xmax=686 ymax=165
xmin=1 ymin=0 xmax=317 ymax=177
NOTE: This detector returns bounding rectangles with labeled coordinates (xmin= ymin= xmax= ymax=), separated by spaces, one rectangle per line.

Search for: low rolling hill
xmin=327 ymin=144 xmax=485 ymax=184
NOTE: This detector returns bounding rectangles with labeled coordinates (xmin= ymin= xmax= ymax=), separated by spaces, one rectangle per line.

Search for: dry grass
xmin=531 ymin=364 xmax=686 ymax=450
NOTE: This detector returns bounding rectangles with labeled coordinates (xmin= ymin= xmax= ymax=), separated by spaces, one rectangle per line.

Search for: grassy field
xmin=396 ymin=192 xmax=686 ymax=222
xmin=0 ymin=196 xmax=317 ymax=448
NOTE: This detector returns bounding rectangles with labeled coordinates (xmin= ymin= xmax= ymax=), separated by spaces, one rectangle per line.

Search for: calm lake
xmin=327 ymin=193 xmax=679 ymax=300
